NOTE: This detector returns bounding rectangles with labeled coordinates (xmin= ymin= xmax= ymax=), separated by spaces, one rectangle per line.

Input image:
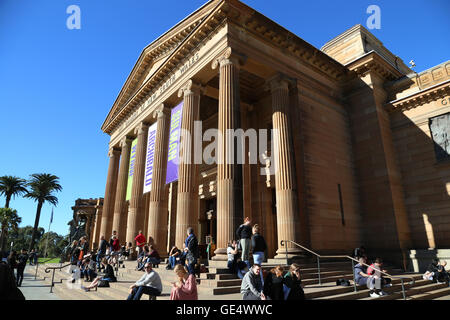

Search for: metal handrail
xmin=34 ymin=258 xmax=54 ymax=280
xmin=280 ymin=240 xmax=415 ymax=300
xmin=45 ymin=263 xmax=71 ymax=293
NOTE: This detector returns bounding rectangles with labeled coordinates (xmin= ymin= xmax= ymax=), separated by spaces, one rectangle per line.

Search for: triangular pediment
xmin=102 ymin=0 xmax=221 ymax=132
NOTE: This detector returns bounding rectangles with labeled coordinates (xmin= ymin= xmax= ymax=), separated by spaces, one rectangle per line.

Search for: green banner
xmin=126 ymin=138 xmax=138 ymax=201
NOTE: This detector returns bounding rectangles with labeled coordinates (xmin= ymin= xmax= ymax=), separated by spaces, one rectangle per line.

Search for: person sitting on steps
xmin=366 ymin=257 xmax=391 ymax=298
xmin=127 ymin=262 xmax=162 ymax=300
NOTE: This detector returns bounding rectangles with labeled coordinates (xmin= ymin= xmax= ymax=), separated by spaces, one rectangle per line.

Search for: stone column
xmin=112 ymin=136 xmax=133 ymax=242
xmin=212 ymin=48 xmax=244 ymax=259
xmin=147 ymin=105 xmax=170 ymax=253
xmin=99 ymin=147 xmax=120 ymax=241
xmin=269 ymin=74 xmax=301 ymax=258
xmin=126 ymin=122 xmax=149 ymax=247
xmin=92 ymin=199 xmax=103 ymax=249
xmin=175 ymin=80 xmax=202 ymax=249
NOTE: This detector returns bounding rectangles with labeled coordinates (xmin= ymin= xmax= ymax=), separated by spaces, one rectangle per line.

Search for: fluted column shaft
xmin=147 ymin=105 xmax=170 ymax=252
xmin=213 ymin=48 xmax=243 ymax=258
xmin=126 ymin=122 xmax=149 ymax=246
xmin=112 ymin=136 xmax=133 ymax=242
xmin=100 ymin=148 xmax=120 ymax=241
xmin=270 ymin=76 xmax=301 ymax=257
xmin=175 ymin=81 xmax=201 ymax=249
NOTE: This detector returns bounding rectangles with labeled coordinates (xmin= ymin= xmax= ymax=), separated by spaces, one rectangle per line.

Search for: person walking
xmin=127 ymin=262 xmax=162 ymax=300
xmin=236 ymin=217 xmax=252 ymax=268
xmin=97 ymin=235 xmax=108 ymax=270
xmin=184 ymin=227 xmax=199 ymax=276
xmin=16 ymin=249 xmax=28 ymax=287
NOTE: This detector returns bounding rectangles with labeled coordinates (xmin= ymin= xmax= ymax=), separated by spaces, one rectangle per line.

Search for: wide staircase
xmin=32 ymin=255 xmax=450 ymax=300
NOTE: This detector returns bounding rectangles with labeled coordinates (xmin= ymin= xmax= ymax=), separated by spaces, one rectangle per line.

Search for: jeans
xmin=168 ymin=256 xmax=176 ymax=269
xmin=253 ymin=252 xmax=264 ymax=265
xmin=16 ymin=266 xmax=25 ymax=286
xmin=96 ymin=253 xmax=104 ymax=269
xmin=237 ymin=268 xmax=247 ymax=280
xmin=127 ymin=286 xmax=161 ymax=300
xmin=146 ymin=257 xmax=160 ymax=266
xmin=240 ymin=238 xmax=251 ymax=261
xmin=187 ymin=262 xmax=196 ymax=275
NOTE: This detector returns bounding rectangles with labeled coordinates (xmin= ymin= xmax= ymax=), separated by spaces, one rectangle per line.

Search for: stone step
xmin=360 ymin=282 xmax=450 ymax=300
xmin=401 ymin=286 xmax=450 ymax=300
xmin=199 ymin=278 xmax=243 ymax=288
xmin=200 ymin=273 xmax=237 ymax=280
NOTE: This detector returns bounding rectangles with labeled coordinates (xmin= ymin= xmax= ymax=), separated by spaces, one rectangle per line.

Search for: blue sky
xmin=0 ymin=0 xmax=448 ymax=236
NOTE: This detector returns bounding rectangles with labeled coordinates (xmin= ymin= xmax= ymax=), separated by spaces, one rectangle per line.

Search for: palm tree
xmin=0 ymin=176 xmax=28 ymax=208
xmin=0 ymin=207 xmax=22 ymax=257
xmin=25 ymin=174 xmax=62 ymax=251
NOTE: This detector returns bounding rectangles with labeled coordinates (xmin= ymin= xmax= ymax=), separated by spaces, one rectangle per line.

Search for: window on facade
xmin=429 ymin=112 xmax=450 ymax=162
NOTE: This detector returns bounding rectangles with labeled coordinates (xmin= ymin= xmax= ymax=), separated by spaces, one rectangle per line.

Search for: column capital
xmin=119 ymin=136 xmax=133 ymax=148
xmin=178 ymin=79 xmax=204 ymax=98
xmin=108 ymin=147 xmax=121 ymax=158
xmin=152 ymin=103 xmax=170 ymax=119
xmin=211 ymin=47 xmax=246 ymax=70
xmin=266 ymin=73 xmax=296 ymax=92
xmin=134 ymin=122 xmax=150 ymax=136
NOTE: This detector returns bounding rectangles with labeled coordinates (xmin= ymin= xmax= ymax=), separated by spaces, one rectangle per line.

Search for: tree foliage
xmin=0 ymin=176 xmax=28 ymax=208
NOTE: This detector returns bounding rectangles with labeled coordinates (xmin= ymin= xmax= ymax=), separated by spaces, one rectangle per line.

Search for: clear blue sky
xmin=0 ymin=0 xmax=448 ymax=236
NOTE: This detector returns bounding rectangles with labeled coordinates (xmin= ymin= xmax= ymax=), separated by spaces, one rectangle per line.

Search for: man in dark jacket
xmin=236 ymin=217 xmax=252 ymax=268
xmin=16 ymin=249 xmax=28 ymax=287
xmin=184 ymin=227 xmax=199 ymax=276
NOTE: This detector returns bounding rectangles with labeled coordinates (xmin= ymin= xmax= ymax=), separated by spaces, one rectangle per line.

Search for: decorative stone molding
xmin=211 ymin=47 xmax=246 ymax=70
xmin=177 ymin=79 xmax=205 ymax=98
xmin=386 ymin=80 xmax=450 ymax=113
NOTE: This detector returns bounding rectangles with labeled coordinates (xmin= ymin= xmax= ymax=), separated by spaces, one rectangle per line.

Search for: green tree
xmin=0 ymin=176 xmax=28 ymax=208
xmin=0 ymin=207 xmax=22 ymax=257
xmin=38 ymin=232 xmax=69 ymax=258
xmin=25 ymin=174 xmax=62 ymax=251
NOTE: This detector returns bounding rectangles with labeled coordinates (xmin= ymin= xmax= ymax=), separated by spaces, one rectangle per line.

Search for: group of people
xmin=226 ymin=218 xmax=267 ymax=280
xmin=423 ymin=258 xmax=450 ymax=283
xmin=6 ymin=249 xmax=30 ymax=287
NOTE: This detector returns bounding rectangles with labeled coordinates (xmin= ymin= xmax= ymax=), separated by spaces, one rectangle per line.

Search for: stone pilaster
xmin=212 ymin=48 xmax=245 ymax=259
xmin=99 ymin=147 xmax=120 ymax=241
xmin=147 ymin=104 xmax=170 ymax=253
xmin=126 ymin=122 xmax=149 ymax=246
xmin=269 ymin=74 xmax=302 ymax=258
xmin=174 ymin=80 xmax=202 ymax=249
xmin=112 ymin=136 xmax=133 ymax=242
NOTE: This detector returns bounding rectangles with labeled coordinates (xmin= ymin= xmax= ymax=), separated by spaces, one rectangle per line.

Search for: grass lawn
xmin=37 ymin=258 xmax=60 ymax=264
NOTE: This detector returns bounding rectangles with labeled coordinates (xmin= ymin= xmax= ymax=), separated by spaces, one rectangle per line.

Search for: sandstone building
xmin=95 ymin=0 xmax=450 ymax=269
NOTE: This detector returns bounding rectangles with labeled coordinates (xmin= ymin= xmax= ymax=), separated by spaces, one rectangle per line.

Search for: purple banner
xmin=143 ymin=122 xmax=158 ymax=194
xmin=165 ymin=102 xmax=183 ymax=184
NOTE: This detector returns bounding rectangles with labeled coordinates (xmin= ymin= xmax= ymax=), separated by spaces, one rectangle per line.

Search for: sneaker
xmin=370 ymin=292 xmax=381 ymax=298
xmin=384 ymin=283 xmax=392 ymax=288
xmin=379 ymin=291 xmax=388 ymax=296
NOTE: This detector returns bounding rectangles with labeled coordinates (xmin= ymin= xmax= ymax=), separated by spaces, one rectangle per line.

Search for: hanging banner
xmin=165 ymin=102 xmax=183 ymax=184
xmin=143 ymin=122 xmax=158 ymax=194
xmin=126 ymin=138 xmax=138 ymax=201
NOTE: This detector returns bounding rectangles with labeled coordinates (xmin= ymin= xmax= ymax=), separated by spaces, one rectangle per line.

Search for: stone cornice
xmin=224 ymin=0 xmax=348 ymax=81
xmin=347 ymin=51 xmax=404 ymax=81
xmin=386 ymin=80 xmax=450 ymax=113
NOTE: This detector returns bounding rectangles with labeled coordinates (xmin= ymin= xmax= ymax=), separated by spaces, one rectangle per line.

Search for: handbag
xmin=98 ymin=279 xmax=110 ymax=287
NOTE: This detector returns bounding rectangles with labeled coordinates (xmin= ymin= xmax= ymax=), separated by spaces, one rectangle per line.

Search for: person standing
xmin=16 ymin=249 xmax=28 ymax=287
xmin=236 ymin=217 xmax=252 ymax=268
xmin=28 ymin=249 xmax=36 ymax=266
xmin=184 ymin=227 xmax=199 ymax=276
xmin=97 ymin=235 xmax=108 ymax=270
xmin=170 ymin=265 xmax=198 ymax=300
xmin=127 ymin=262 xmax=162 ymax=300
xmin=251 ymin=224 xmax=267 ymax=266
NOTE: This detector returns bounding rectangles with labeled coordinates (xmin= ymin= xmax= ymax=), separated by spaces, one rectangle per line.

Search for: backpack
xmin=336 ymin=279 xmax=351 ymax=286
xmin=98 ymin=279 xmax=109 ymax=287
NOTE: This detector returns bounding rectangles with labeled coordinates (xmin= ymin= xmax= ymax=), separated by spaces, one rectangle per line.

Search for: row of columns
xmin=97 ymin=47 xmax=301 ymax=259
